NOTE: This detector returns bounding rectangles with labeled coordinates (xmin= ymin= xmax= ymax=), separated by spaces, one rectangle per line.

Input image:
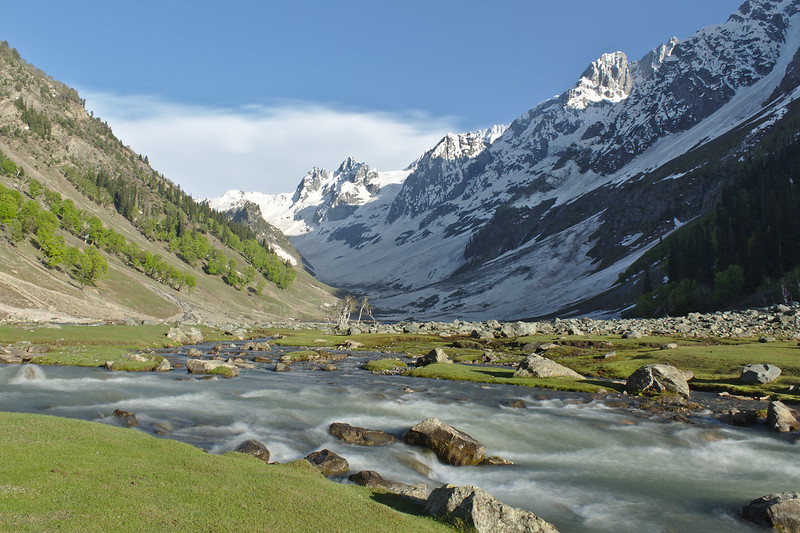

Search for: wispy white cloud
xmin=81 ymin=92 xmax=459 ymax=199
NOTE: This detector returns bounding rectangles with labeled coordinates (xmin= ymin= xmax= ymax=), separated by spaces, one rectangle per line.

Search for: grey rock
xmin=625 ymin=364 xmax=690 ymax=398
xmin=153 ymin=359 xmax=171 ymax=372
xmin=235 ymin=439 xmax=270 ymax=463
xmin=623 ymin=331 xmax=643 ymax=339
xmin=740 ymin=492 xmax=800 ymax=533
xmin=185 ymin=358 xmax=239 ymax=377
xmin=167 ymin=326 xmax=203 ymax=345
xmin=186 ymin=348 xmax=202 ymax=358
xmin=348 ymin=470 xmax=427 ymax=501
xmin=741 ymin=364 xmax=782 ymax=384
xmin=404 ymin=417 xmax=486 ymax=466
xmin=768 ymin=401 xmax=800 ymax=432
xmin=274 ymin=362 xmax=291 ymax=372
xmin=425 ymin=484 xmax=558 ymax=533
xmin=416 ymin=347 xmax=451 ymax=367
xmin=305 ymin=449 xmax=349 ymax=477
xmin=725 ymin=409 xmax=758 ymax=427
xmin=500 ymin=322 xmax=538 ymax=337
xmin=329 ymin=422 xmax=395 ymax=446
xmin=513 ymin=355 xmax=583 ymax=379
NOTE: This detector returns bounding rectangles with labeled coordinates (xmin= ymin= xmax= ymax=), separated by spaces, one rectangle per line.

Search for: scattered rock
xmin=625 ymin=364 xmax=690 ymax=398
xmin=185 ymin=358 xmax=239 ymax=377
xmin=502 ymin=399 xmax=527 ymax=409
xmin=274 ymin=362 xmax=290 ymax=372
xmin=740 ymin=492 xmax=800 ymax=533
xmin=623 ymin=331 xmax=643 ymax=339
xmin=660 ymin=343 xmax=678 ymax=350
xmin=112 ymin=409 xmax=138 ymax=428
xmin=741 ymin=364 xmax=782 ymax=385
xmin=513 ymin=355 xmax=583 ymax=379
xmin=403 ymin=417 xmax=486 ymax=466
xmin=725 ymin=409 xmax=758 ymax=427
xmin=235 ymin=439 xmax=270 ymax=463
xmin=153 ymin=359 xmax=171 ymax=372
xmin=167 ymin=326 xmax=203 ymax=345
xmin=304 ymin=449 xmax=349 ymax=477
xmin=759 ymin=336 xmax=776 ymax=343
xmin=481 ymin=456 xmax=514 ymax=466
xmin=425 ymin=484 xmax=558 ymax=533
xmin=186 ymin=348 xmax=203 ymax=358
xmin=253 ymin=356 xmax=272 ymax=363
xmin=329 ymin=422 xmax=396 ymax=446
xmin=348 ymin=470 xmax=427 ymax=501
xmin=767 ymin=401 xmax=800 ymax=432
xmin=416 ymin=348 xmax=451 ymax=367
xmin=122 ymin=353 xmax=150 ymax=362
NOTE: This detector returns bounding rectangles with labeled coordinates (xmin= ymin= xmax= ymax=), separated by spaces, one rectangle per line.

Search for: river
xmin=0 ymin=344 xmax=796 ymax=532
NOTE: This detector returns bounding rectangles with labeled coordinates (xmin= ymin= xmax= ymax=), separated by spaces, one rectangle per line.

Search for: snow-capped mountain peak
xmin=566 ymin=51 xmax=633 ymax=109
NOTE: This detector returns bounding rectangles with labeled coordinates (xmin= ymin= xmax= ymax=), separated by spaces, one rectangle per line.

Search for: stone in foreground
xmin=740 ymin=492 xmax=800 ymax=533
xmin=403 ymin=417 xmax=486 ymax=466
xmin=425 ymin=484 xmax=558 ymax=533
xmin=304 ymin=449 xmax=349 ymax=477
xmin=625 ymin=364 xmax=690 ymax=398
xmin=329 ymin=422 xmax=395 ymax=446
xmin=767 ymin=401 xmax=800 ymax=432
xmin=513 ymin=355 xmax=583 ymax=379
xmin=235 ymin=439 xmax=270 ymax=463
xmin=348 ymin=470 xmax=427 ymax=501
xmin=741 ymin=363 xmax=782 ymax=384
xmin=416 ymin=347 xmax=451 ymax=367
xmin=185 ymin=358 xmax=239 ymax=377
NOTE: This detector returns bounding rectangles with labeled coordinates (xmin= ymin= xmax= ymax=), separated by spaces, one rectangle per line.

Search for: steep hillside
xmin=214 ymin=0 xmax=800 ymax=321
xmin=0 ymin=42 xmax=338 ymax=324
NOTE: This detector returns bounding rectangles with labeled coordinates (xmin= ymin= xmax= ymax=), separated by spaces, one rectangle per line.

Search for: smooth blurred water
xmin=0 ymin=354 xmax=795 ymax=533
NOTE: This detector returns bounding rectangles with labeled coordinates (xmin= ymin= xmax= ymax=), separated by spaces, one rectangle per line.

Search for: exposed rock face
xmin=513 ymin=355 xmax=583 ymax=379
xmin=348 ymin=470 xmax=427 ymax=500
xmin=625 ymin=364 xmax=690 ymax=398
xmin=403 ymin=418 xmax=486 ymax=466
xmin=425 ymin=484 xmax=559 ymax=533
xmin=329 ymin=422 xmax=395 ymax=446
xmin=167 ymin=326 xmax=203 ymax=345
xmin=566 ymin=51 xmax=633 ymax=109
xmin=767 ymin=401 xmax=800 ymax=432
xmin=740 ymin=492 xmax=800 ymax=533
xmin=416 ymin=347 xmax=451 ymax=367
xmin=185 ymin=358 xmax=239 ymax=377
xmin=235 ymin=439 xmax=270 ymax=463
xmin=741 ymin=364 xmax=782 ymax=384
xmin=304 ymin=449 xmax=349 ymax=477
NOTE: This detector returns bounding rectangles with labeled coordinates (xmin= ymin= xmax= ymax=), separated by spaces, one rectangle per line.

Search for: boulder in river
xmin=304 ymin=449 xmax=349 ymax=477
xmin=767 ymin=401 xmax=800 ymax=432
xmin=153 ymin=358 xmax=171 ymax=372
xmin=624 ymin=364 xmax=690 ymax=398
xmin=329 ymin=422 xmax=395 ymax=446
xmin=235 ymin=439 xmax=270 ymax=463
xmin=740 ymin=364 xmax=781 ymax=385
xmin=403 ymin=417 xmax=486 ymax=466
xmin=416 ymin=348 xmax=451 ymax=367
xmin=112 ymin=409 xmax=138 ymax=428
xmin=185 ymin=358 xmax=239 ymax=377
xmin=513 ymin=355 xmax=583 ymax=379
xmin=740 ymin=492 xmax=800 ymax=532
xmin=425 ymin=484 xmax=559 ymax=533
xmin=348 ymin=470 xmax=427 ymax=501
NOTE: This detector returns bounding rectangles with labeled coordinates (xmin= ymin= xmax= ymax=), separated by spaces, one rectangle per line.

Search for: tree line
xmin=627 ymin=134 xmax=800 ymax=316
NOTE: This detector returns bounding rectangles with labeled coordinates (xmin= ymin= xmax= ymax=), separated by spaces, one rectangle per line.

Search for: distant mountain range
xmin=210 ymin=0 xmax=800 ymax=321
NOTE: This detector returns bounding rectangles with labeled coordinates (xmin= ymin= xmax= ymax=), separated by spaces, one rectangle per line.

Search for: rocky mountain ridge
xmin=213 ymin=0 xmax=800 ymax=321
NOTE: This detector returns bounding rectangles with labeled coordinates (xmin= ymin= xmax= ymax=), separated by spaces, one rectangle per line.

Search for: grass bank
xmin=0 ymin=412 xmax=454 ymax=532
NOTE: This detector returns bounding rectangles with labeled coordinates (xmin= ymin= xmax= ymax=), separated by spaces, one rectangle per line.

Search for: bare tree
xmin=337 ymin=294 xmax=357 ymax=328
xmin=356 ymin=296 xmax=373 ymax=325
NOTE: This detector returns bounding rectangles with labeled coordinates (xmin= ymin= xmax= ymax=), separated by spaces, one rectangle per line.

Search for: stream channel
xmin=0 ymin=340 xmax=797 ymax=532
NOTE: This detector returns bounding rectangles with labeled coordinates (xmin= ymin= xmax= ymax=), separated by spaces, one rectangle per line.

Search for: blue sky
xmin=5 ymin=1 xmax=743 ymax=197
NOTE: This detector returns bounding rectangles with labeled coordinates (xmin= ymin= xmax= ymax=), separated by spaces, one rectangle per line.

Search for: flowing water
xmin=0 ymin=347 xmax=797 ymax=533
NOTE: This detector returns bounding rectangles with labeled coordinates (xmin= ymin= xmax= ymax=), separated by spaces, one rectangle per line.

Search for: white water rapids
xmin=0 ymin=348 xmax=796 ymax=532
